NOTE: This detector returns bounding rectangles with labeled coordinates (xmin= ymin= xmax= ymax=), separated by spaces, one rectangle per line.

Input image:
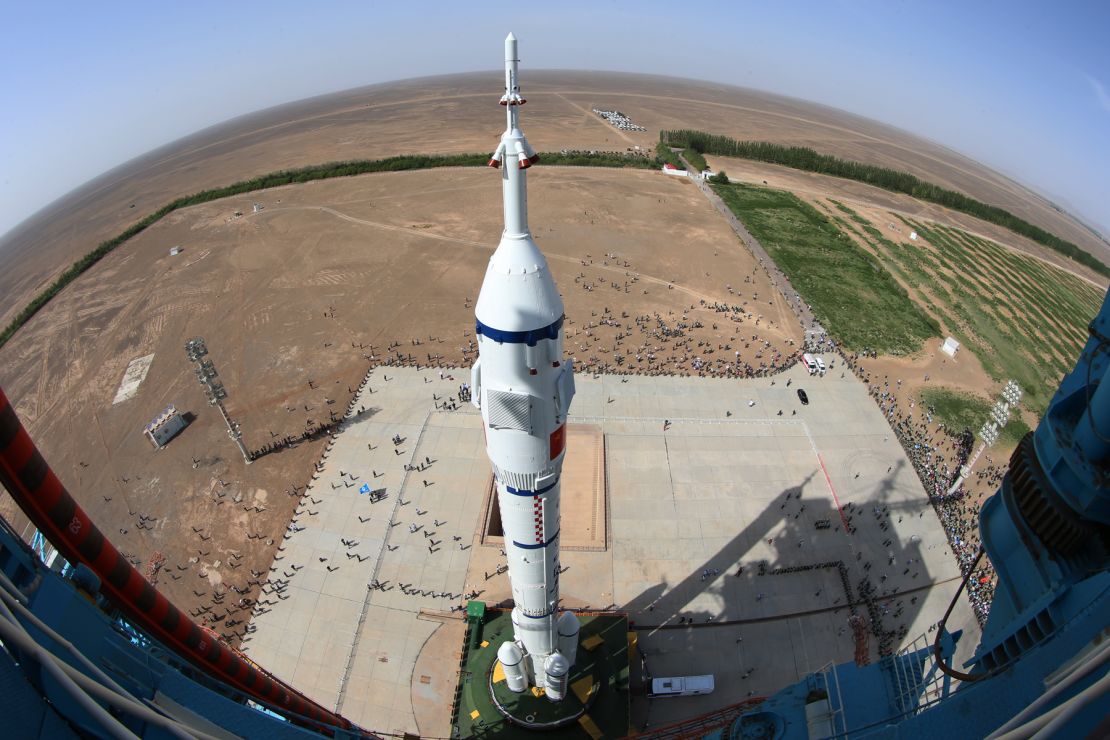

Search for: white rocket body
xmin=472 ymin=33 xmax=577 ymax=697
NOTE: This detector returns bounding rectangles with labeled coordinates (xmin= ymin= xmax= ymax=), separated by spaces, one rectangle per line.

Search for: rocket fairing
xmin=471 ymin=33 xmax=578 ymax=698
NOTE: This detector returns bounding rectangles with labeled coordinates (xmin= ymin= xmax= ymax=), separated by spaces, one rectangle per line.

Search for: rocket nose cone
xmin=506 ymin=31 xmax=517 ymax=41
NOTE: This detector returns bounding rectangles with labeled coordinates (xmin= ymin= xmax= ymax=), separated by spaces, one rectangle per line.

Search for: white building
xmin=144 ymin=405 xmax=187 ymax=448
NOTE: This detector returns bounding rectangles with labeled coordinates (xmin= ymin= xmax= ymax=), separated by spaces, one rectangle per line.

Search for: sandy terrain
xmin=3 ymin=72 xmax=1106 ymax=330
xmin=0 ymin=165 xmax=799 ymax=642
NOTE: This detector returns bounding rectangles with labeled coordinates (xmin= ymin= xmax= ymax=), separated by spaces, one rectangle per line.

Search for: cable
xmin=0 ymin=584 xmax=150 ymax=719
xmin=0 ymin=606 xmax=138 ymax=740
xmin=0 ymin=566 xmax=29 ymax=605
xmin=987 ymin=639 xmax=1110 ymax=738
xmin=932 ymin=546 xmax=990 ymax=682
xmin=0 ymin=606 xmax=216 ymax=740
xmin=1030 ymin=670 xmax=1110 ymax=739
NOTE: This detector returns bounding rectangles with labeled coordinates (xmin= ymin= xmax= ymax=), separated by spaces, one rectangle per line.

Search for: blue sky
xmin=1 ymin=1 xmax=1107 ymax=239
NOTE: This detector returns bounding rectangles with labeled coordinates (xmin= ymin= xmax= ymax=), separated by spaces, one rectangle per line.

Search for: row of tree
xmin=0 ymin=152 xmax=659 ymax=350
xmin=660 ymin=129 xmax=1108 ymax=277
xmin=654 ymin=142 xmax=683 ymax=169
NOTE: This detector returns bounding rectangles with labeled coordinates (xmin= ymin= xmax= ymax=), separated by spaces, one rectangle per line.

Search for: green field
xmin=921 ymin=387 xmax=991 ymax=433
xmin=821 ymin=200 xmax=1104 ymax=415
xmin=920 ymin=387 xmax=1030 ymax=445
xmin=712 ymin=182 xmax=940 ymax=354
xmin=661 ymin=128 xmax=1109 ymax=278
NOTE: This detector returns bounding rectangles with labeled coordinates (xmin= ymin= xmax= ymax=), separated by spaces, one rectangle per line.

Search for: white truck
xmin=649 ymin=675 xmax=715 ymax=697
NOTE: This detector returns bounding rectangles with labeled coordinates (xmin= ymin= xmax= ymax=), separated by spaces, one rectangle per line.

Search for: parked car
xmin=797 ymin=389 xmax=809 ymax=405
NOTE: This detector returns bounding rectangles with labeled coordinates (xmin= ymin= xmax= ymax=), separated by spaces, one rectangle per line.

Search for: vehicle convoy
xmin=801 ymin=353 xmax=826 ymax=374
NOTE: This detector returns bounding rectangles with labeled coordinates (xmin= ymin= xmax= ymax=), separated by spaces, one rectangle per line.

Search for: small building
xmin=699 ymin=170 xmax=716 ymax=181
xmin=941 ymin=337 xmax=960 ymax=358
xmin=144 ymin=405 xmax=187 ymax=449
xmin=169 ymin=246 xmax=182 ymax=256
xmin=661 ymin=164 xmax=688 ymax=177
xmin=910 ymin=231 xmax=919 ymax=241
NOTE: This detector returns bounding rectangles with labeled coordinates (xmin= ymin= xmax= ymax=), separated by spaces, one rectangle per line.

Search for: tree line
xmin=0 ymin=151 xmax=659 ymax=350
xmin=660 ymin=129 xmax=1109 ymax=277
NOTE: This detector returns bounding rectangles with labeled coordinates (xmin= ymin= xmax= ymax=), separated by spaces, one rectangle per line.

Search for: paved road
xmin=678 ymin=152 xmax=829 ymax=349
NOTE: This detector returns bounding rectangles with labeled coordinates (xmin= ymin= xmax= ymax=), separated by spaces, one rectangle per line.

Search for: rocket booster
xmin=471 ymin=33 xmax=578 ymax=696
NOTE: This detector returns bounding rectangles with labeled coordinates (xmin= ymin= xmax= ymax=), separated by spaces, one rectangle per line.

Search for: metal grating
xmin=886 ymin=634 xmax=962 ymax=717
xmin=487 ymin=389 xmax=532 ymax=432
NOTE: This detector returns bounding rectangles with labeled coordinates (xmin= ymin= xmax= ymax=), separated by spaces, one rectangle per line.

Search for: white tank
xmin=556 ymin=611 xmax=580 ymax=666
xmin=543 ymin=652 xmax=570 ymax=701
xmin=498 ymin=642 xmax=528 ymax=694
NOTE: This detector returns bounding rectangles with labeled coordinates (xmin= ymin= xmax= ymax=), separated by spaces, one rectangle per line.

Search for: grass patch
xmin=661 ymin=129 xmax=1109 ymax=277
xmin=655 ymin=142 xmax=683 ymax=169
xmin=921 ymin=387 xmax=991 ymax=434
xmin=712 ymin=182 xmax=939 ymax=353
xmin=896 ymin=215 xmax=1095 ymax=414
xmin=922 ymin=387 xmax=1029 ymax=447
xmin=682 ymin=148 xmax=708 ymax=172
xmin=820 ymin=202 xmax=1100 ymax=417
xmin=1000 ymin=417 xmax=1032 ymax=447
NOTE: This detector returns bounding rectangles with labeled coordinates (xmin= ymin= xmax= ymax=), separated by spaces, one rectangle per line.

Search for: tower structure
xmin=471 ymin=33 xmax=579 ymax=700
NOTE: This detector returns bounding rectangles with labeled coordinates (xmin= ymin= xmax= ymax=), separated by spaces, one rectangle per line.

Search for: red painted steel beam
xmin=0 ymin=388 xmax=360 ymax=736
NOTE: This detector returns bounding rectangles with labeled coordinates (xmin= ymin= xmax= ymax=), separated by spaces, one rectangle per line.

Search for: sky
xmin=1 ymin=0 xmax=1108 ymax=239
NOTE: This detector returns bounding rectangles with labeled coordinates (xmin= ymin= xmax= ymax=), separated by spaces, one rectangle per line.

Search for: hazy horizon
xmin=2 ymin=1 xmax=1107 ymax=241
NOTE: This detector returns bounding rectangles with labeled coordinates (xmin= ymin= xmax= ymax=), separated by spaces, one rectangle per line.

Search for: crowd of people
xmin=838 ymin=350 xmax=998 ymax=625
xmin=554 ymin=302 xmax=799 ymax=378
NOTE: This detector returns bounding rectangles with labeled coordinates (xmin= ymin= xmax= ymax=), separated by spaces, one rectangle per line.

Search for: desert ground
xmin=0 ymin=165 xmax=800 ymax=644
xmin=0 ymin=71 xmax=1104 ymax=734
xmin=3 ymin=72 xmax=1106 ymax=330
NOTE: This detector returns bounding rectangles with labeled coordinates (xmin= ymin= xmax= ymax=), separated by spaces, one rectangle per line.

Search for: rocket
xmin=471 ymin=32 xmax=579 ymax=701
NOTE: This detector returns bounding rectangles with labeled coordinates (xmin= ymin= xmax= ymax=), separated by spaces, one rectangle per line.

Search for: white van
xmin=802 ymin=353 xmax=818 ymax=374
xmin=649 ymin=675 xmax=715 ymax=697
xmin=814 ymin=355 xmax=826 ymax=374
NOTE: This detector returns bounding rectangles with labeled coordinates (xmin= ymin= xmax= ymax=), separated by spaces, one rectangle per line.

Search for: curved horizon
xmin=2 ymin=3 xmax=1108 ymax=244
xmin=0 ymin=68 xmax=1095 ymax=247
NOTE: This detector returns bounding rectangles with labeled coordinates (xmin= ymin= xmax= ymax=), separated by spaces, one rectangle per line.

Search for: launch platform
xmin=454 ymin=607 xmax=630 ymax=738
xmin=239 ymin=362 xmax=981 ymax=734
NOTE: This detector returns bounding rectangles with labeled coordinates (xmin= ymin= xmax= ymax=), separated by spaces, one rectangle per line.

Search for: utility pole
xmin=185 ymin=337 xmax=252 ymax=465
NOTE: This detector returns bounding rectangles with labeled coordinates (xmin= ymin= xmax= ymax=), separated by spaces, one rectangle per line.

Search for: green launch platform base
xmin=452 ymin=606 xmax=630 ymax=738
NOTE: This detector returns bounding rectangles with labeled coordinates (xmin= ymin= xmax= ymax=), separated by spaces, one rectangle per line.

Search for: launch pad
xmin=456 ymin=608 xmax=630 ymax=738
